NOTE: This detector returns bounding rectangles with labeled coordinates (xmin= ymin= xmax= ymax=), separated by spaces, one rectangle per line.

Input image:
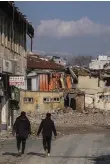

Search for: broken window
xmin=104 ymin=95 xmax=110 ymax=102
xmin=99 ymin=95 xmax=110 ymax=102
xmin=99 ymin=95 xmax=104 ymax=99
xmin=43 ymin=97 xmax=50 ymax=103
xmin=105 ymin=79 xmax=110 ymax=86
xmin=53 ymin=97 xmax=60 ymax=102
xmin=24 ymin=97 xmax=33 ymax=103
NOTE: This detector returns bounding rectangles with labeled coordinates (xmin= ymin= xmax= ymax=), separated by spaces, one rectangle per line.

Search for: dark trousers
xmin=16 ymin=137 xmax=26 ymax=154
xmin=43 ymin=136 xmax=52 ymax=153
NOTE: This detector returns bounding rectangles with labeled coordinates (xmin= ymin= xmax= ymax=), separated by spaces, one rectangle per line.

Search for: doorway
xmin=64 ymin=93 xmax=76 ymax=110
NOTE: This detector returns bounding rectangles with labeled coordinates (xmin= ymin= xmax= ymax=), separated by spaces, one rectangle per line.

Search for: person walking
xmin=13 ymin=111 xmax=31 ymax=156
xmin=37 ymin=113 xmax=57 ymax=157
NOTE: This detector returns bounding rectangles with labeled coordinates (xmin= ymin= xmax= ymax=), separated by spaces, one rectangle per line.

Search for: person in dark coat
xmin=37 ymin=113 xmax=57 ymax=156
xmin=13 ymin=111 xmax=31 ymax=156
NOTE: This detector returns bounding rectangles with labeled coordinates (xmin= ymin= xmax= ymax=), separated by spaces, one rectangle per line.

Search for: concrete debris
xmin=1 ymin=109 xmax=110 ymax=140
xmin=7 ymin=108 xmax=110 ymax=137
xmin=26 ymin=109 xmax=110 ymax=131
xmin=0 ymin=131 xmax=14 ymax=141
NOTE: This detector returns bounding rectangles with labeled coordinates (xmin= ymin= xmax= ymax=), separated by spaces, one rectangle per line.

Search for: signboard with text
xmin=9 ymin=76 xmax=25 ymax=87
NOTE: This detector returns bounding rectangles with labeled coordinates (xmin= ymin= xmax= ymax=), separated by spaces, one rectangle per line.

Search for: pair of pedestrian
xmin=13 ymin=111 xmax=57 ymax=157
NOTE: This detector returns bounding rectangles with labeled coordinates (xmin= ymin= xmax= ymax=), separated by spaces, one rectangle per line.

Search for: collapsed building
xmin=19 ymin=54 xmax=84 ymax=113
xmin=73 ymin=65 xmax=110 ymax=111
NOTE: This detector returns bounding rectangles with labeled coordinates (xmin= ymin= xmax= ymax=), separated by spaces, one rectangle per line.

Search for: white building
xmin=89 ymin=55 xmax=110 ymax=70
xmin=52 ymin=56 xmax=67 ymax=66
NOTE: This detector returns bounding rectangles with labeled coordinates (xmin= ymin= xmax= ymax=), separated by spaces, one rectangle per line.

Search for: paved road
xmin=0 ymin=133 xmax=110 ymax=164
xmin=0 ymin=137 xmax=43 ymax=164
xmin=23 ymin=133 xmax=110 ymax=164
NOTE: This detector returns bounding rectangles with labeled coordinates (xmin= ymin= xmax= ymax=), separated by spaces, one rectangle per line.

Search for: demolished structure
xmin=20 ymin=54 xmax=83 ymax=113
xmin=73 ymin=65 xmax=110 ymax=111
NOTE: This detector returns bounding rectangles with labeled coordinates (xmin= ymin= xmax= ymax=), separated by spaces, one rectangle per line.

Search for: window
xmin=24 ymin=97 xmax=33 ymax=103
xmin=14 ymin=28 xmax=17 ymax=53
xmin=5 ymin=21 xmax=8 ymax=48
xmin=12 ymin=27 xmax=14 ymax=51
xmin=0 ymin=17 xmax=1 ymax=42
xmin=19 ymin=34 xmax=23 ymax=55
xmin=5 ymin=61 xmax=9 ymax=68
xmin=53 ymin=97 xmax=60 ymax=102
xmin=43 ymin=97 xmax=51 ymax=103
xmin=105 ymin=79 xmax=110 ymax=86
xmin=99 ymin=95 xmax=110 ymax=102
xmin=27 ymin=78 xmax=32 ymax=90
xmin=7 ymin=22 xmax=11 ymax=49
xmin=99 ymin=95 xmax=104 ymax=99
xmin=1 ymin=17 xmax=5 ymax=45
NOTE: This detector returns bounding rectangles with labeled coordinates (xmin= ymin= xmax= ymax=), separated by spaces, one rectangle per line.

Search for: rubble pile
xmin=26 ymin=109 xmax=110 ymax=129
xmin=0 ymin=131 xmax=13 ymax=141
xmin=12 ymin=108 xmax=110 ymax=136
xmin=1 ymin=109 xmax=110 ymax=139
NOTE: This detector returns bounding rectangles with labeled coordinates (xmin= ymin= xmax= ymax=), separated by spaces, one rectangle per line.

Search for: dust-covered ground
xmin=1 ymin=126 xmax=110 ymax=164
xmin=1 ymin=110 xmax=110 ymax=163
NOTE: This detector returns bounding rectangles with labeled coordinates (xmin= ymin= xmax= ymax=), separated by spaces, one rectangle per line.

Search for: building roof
xmin=0 ymin=1 xmax=34 ymax=38
xmin=27 ymin=56 xmax=64 ymax=70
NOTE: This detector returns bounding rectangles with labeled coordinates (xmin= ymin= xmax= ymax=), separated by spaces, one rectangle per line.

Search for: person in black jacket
xmin=13 ymin=111 xmax=31 ymax=156
xmin=37 ymin=113 xmax=57 ymax=156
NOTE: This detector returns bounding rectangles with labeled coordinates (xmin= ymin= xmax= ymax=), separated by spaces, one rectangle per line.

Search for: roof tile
xmin=27 ymin=56 xmax=64 ymax=70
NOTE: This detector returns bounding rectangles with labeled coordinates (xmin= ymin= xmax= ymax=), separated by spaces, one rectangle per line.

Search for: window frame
xmin=23 ymin=97 xmax=34 ymax=104
xmin=43 ymin=97 xmax=51 ymax=103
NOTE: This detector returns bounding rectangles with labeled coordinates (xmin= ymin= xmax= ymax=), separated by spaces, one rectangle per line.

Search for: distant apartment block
xmin=89 ymin=55 xmax=110 ymax=70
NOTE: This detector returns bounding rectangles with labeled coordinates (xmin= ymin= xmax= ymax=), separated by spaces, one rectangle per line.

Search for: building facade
xmin=89 ymin=55 xmax=110 ymax=70
xmin=19 ymin=55 xmax=77 ymax=113
xmin=0 ymin=2 xmax=34 ymax=130
xmin=20 ymin=90 xmax=64 ymax=113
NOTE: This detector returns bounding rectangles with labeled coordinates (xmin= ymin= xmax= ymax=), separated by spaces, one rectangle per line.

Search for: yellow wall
xmin=78 ymin=76 xmax=105 ymax=94
xmin=20 ymin=90 xmax=64 ymax=113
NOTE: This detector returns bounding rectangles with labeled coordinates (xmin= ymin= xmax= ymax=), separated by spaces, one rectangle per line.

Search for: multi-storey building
xmin=0 ymin=2 xmax=34 ymax=130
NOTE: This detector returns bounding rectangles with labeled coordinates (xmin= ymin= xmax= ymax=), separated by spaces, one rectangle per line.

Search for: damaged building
xmin=73 ymin=65 xmax=110 ymax=111
xmin=20 ymin=55 xmax=82 ymax=113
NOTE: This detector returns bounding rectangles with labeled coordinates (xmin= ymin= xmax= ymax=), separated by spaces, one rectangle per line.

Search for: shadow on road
xmin=27 ymin=152 xmax=45 ymax=157
xmin=3 ymin=152 xmax=110 ymax=163
xmin=26 ymin=153 xmax=110 ymax=162
xmin=26 ymin=153 xmax=110 ymax=163
xmin=2 ymin=152 xmax=18 ymax=156
xmin=92 ymin=155 xmax=110 ymax=164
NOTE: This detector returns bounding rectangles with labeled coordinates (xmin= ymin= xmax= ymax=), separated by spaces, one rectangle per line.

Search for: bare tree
xmin=70 ymin=55 xmax=92 ymax=67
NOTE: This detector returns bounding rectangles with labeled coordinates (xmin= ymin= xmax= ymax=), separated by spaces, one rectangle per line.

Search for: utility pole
xmin=98 ymin=71 xmax=100 ymax=87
